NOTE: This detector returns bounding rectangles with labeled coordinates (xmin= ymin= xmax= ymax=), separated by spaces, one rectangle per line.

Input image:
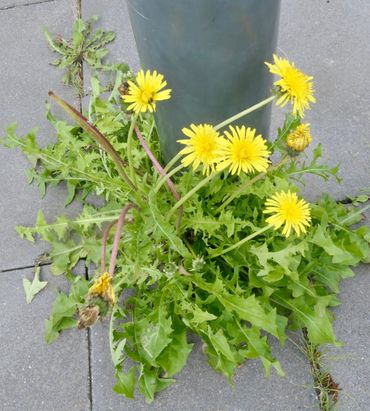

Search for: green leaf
xmin=310 ymin=225 xmax=356 ymax=265
xmin=218 ymin=294 xmax=279 ymax=338
xmin=157 ymin=326 xmax=193 ymax=377
xmin=141 ymin=305 xmax=173 ymax=361
xmin=65 ymin=180 xmax=77 ymax=206
xmin=111 ymin=338 xmax=127 ymax=367
xmin=113 ymin=367 xmax=136 ymax=399
xmin=251 ymin=241 xmax=307 ymax=277
xmin=274 ymin=294 xmax=338 ymax=345
xmin=44 ymin=292 xmax=78 ymax=343
xmin=207 ymin=328 xmax=236 ymax=362
xmin=138 ymin=365 xmax=175 ymax=403
xmin=23 ymin=266 xmax=48 ymax=304
xmin=238 ymin=324 xmax=284 ymax=377
xmin=188 ymin=304 xmax=217 ymax=325
xmin=148 ymin=192 xmax=192 ymax=258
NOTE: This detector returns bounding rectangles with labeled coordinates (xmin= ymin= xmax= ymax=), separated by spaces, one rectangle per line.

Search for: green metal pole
xmin=126 ymin=0 xmax=281 ymax=163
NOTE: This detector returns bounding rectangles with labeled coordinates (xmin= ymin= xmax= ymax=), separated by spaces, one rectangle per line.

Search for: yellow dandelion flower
xmin=216 ymin=126 xmax=271 ymax=175
xmin=123 ymin=69 xmax=171 ymax=113
xmin=266 ymin=54 xmax=316 ymax=117
xmin=287 ymin=123 xmax=312 ymax=152
xmin=264 ymin=190 xmax=311 ymax=237
xmin=88 ymin=272 xmax=116 ymax=305
xmin=177 ymin=124 xmax=223 ymax=175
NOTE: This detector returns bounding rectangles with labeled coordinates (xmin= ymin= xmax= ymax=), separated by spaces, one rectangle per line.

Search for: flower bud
xmin=287 ymin=124 xmax=312 ymax=152
xmin=192 ymin=255 xmax=206 ymax=272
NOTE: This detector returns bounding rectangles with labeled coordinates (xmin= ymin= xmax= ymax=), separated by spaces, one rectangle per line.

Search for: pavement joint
xmin=85 ymin=263 xmax=94 ymax=411
xmin=87 ymin=327 xmax=93 ymax=411
xmin=0 ymin=262 xmax=51 ymax=274
xmin=0 ymin=0 xmax=57 ymax=11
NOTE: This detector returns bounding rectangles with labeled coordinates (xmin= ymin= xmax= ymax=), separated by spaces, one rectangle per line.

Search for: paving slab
xmin=90 ymin=322 xmax=316 ymax=411
xmin=323 ymin=263 xmax=370 ymax=410
xmin=0 ymin=265 xmax=89 ymax=410
xmin=319 ymin=209 xmax=370 ymax=411
xmin=271 ymin=0 xmax=370 ymax=201
xmin=82 ymin=0 xmax=139 ymax=73
xmin=0 ymin=0 xmax=81 ymax=270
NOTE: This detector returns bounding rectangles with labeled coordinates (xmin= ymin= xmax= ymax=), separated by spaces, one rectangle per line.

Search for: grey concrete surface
xmin=0 ymin=0 xmax=81 ymax=270
xmin=324 ymin=263 xmax=370 ymax=410
xmin=0 ymin=265 xmax=89 ymax=411
xmin=323 ymin=210 xmax=370 ymax=410
xmin=271 ymin=0 xmax=370 ymax=202
xmin=82 ymin=0 xmax=139 ymax=73
xmin=90 ymin=322 xmax=316 ymax=411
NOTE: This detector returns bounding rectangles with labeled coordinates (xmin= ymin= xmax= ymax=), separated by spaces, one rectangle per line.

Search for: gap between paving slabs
xmin=0 ymin=0 xmax=57 ymax=11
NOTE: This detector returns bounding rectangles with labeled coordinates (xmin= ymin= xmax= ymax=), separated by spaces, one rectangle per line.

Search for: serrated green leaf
xmin=138 ymin=365 xmax=175 ymax=404
xmin=310 ymin=225 xmax=356 ymax=265
xmin=141 ymin=305 xmax=173 ymax=361
xmin=113 ymin=367 xmax=136 ymax=399
xmin=238 ymin=324 xmax=284 ymax=377
xmin=44 ymin=292 xmax=78 ymax=343
xmin=157 ymin=326 xmax=193 ymax=377
xmin=207 ymin=328 xmax=236 ymax=362
xmin=273 ymin=294 xmax=338 ymax=345
xmin=148 ymin=192 xmax=191 ymax=258
xmin=218 ymin=294 xmax=279 ymax=338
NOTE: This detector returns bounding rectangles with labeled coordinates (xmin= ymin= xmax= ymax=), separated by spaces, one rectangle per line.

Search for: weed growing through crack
xmin=301 ymin=330 xmax=341 ymax=410
xmin=44 ymin=16 xmax=116 ymax=97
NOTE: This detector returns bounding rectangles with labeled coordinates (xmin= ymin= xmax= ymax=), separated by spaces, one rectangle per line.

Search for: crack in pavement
xmin=0 ymin=262 xmax=51 ymax=273
xmin=0 ymin=0 xmax=57 ymax=11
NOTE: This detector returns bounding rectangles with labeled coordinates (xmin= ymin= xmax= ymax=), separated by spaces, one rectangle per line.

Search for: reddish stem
xmin=108 ymin=203 xmax=138 ymax=276
xmin=100 ymin=220 xmax=118 ymax=273
xmin=134 ymin=125 xmax=183 ymax=231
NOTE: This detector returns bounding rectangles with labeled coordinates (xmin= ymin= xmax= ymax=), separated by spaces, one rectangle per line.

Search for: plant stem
xmin=164 ymin=151 xmax=183 ymax=172
xmin=108 ymin=203 xmax=138 ymax=276
xmin=134 ymin=125 xmax=184 ymax=232
xmin=214 ymin=95 xmax=275 ymax=131
xmin=215 ymin=157 xmax=290 ymax=213
xmin=126 ymin=112 xmax=139 ymax=186
xmin=155 ymin=163 xmax=184 ymax=193
xmin=212 ymin=225 xmax=273 ymax=257
xmin=167 ymin=171 xmax=220 ymax=220
xmin=48 ymin=91 xmax=136 ymax=191
xmin=100 ymin=220 xmax=117 ymax=273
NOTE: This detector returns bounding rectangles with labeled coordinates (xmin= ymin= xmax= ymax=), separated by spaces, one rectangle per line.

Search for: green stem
xmin=127 ymin=112 xmax=139 ymax=186
xmin=155 ymin=163 xmax=184 ymax=193
xmin=215 ymin=157 xmax=290 ymax=214
xmin=167 ymin=171 xmax=220 ymax=220
xmin=214 ymin=95 xmax=275 ymax=131
xmin=164 ymin=151 xmax=183 ymax=172
xmin=272 ymin=115 xmax=296 ymax=150
xmin=211 ymin=225 xmax=273 ymax=257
